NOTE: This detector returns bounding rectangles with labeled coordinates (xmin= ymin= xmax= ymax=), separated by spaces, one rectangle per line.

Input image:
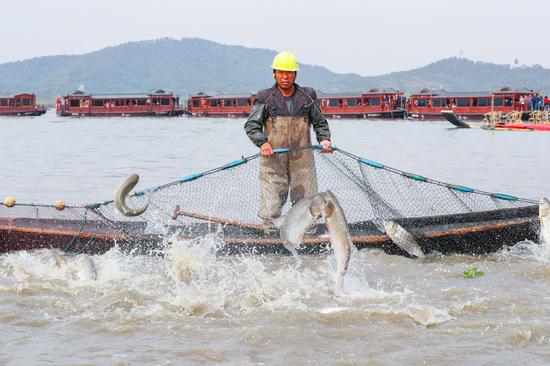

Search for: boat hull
xmin=0 ymin=206 xmax=539 ymax=257
xmin=0 ymin=109 xmax=47 ymax=116
xmin=57 ymin=110 xmax=186 ymax=117
xmin=411 ymin=111 xmax=531 ymax=121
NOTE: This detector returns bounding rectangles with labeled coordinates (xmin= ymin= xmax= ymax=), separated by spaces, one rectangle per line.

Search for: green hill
xmin=0 ymin=38 xmax=549 ymax=102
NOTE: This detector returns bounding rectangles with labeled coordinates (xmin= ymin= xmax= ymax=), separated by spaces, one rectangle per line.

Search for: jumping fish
xmin=321 ymin=191 xmax=353 ymax=295
xmin=51 ymin=248 xmax=67 ymax=267
xmin=114 ymin=174 xmax=150 ymax=217
xmin=74 ymin=255 xmax=98 ymax=281
xmin=51 ymin=249 xmax=97 ymax=281
xmin=540 ymin=197 xmax=550 ymax=246
xmin=383 ymin=220 xmax=425 ymax=258
xmin=272 ymin=192 xmax=331 ymax=258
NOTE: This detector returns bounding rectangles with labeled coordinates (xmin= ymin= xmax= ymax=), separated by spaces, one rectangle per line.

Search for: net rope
xmin=0 ymin=146 xmax=537 ymax=251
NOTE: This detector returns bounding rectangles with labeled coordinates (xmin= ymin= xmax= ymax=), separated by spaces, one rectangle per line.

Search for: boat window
xmin=417 ymin=99 xmax=427 ymax=107
xmin=237 ymin=99 xmax=247 ymax=107
xmin=70 ymin=99 xmax=81 ymax=107
xmin=493 ymin=97 xmax=503 ymax=106
xmin=0 ymin=99 xmax=8 ymax=107
xmin=161 ymin=98 xmax=170 ymax=105
xmin=93 ymin=99 xmax=104 ymax=107
xmin=504 ymin=97 xmax=513 ymax=107
xmin=115 ymin=99 xmax=125 ymax=106
xmin=477 ymin=97 xmax=489 ymax=107
xmin=209 ymin=100 xmax=219 ymax=107
xmin=224 ymin=99 xmax=234 ymax=107
xmin=457 ymin=98 xmax=470 ymax=107
xmin=346 ymin=98 xmax=358 ymax=107
xmin=432 ymin=98 xmax=442 ymax=107
xmin=369 ymin=97 xmax=380 ymax=106
xmin=192 ymin=100 xmax=200 ymax=107
xmin=328 ymin=99 xmax=340 ymax=107
xmin=22 ymin=98 xmax=32 ymax=106
xmin=137 ymin=99 xmax=147 ymax=106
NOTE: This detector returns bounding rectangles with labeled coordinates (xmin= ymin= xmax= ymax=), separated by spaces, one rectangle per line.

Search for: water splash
xmin=0 ymin=236 xmax=481 ymax=329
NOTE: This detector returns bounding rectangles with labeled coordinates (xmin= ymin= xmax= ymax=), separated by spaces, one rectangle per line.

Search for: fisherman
xmin=244 ymin=51 xmax=332 ymax=231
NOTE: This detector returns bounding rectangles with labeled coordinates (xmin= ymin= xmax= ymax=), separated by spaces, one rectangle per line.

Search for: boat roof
xmin=318 ymin=92 xmax=363 ymax=98
xmin=189 ymin=92 xmax=255 ymax=99
xmin=414 ymin=86 xmax=537 ymax=97
xmin=363 ymin=87 xmax=403 ymax=95
xmin=65 ymin=89 xmax=175 ymax=98
xmin=0 ymin=93 xmax=35 ymax=98
xmin=493 ymin=86 xmax=536 ymax=94
xmin=209 ymin=93 xmax=255 ymax=99
xmin=319 ymin=88 xmax=403 ymax=98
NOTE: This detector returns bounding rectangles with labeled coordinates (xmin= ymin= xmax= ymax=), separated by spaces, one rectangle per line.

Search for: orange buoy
xmin=4 ymin=196 xmax=15 ymax=207
xmin=54 ymin=200 xmax=66 ymax=211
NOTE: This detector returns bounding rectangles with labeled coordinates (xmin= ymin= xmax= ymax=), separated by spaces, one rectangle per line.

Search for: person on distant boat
xmin=519 ymin=95 xmax=525 ymax=111
xmin=244 ymin=50 xmax=332 ymax=230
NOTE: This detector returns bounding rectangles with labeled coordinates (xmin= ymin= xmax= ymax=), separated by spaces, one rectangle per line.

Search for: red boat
xmin=318 ymin=88 xmax=407 ymax=119
xmin=56 ymin=89 xmax=186 ymax=117
xmin=186 ymin=88 xmax=407 ymax=119
xmin=0 ymin=93 xmax=46 ymax=116
xmin=187 ymin=92 xmax=254 ymax=117
xmin=409 ymin=87 xmax=537 ymax=120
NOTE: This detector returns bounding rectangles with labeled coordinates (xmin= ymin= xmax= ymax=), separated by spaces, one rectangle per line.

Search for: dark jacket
xmin=244 ymin=83 xmax=331 ymax=147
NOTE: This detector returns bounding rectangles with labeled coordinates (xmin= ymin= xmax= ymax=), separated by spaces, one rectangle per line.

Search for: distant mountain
xmin=0 ymin=38 xmax=549 ymax=102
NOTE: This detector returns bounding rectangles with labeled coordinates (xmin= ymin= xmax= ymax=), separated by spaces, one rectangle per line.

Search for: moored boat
xmin=56 ymin=89 xmax=186 ymax=117
xmin=318 ymin=88 xmax=407 ymax=119
xmin=0 ymin=93 xmax=46 ymax=116
xmin=187 ymin=92 xmax=253 ymax=117
xmin=410 ymin=87 xmax=537 ymax=120
xmin=186 ymin=88 xmax=407 ymax=119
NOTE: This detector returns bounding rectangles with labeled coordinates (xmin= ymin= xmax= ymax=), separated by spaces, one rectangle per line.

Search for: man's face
xmin=274 ymin=70 xmax=296 ymax=90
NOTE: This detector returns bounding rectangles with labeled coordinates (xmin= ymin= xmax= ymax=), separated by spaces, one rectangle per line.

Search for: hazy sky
xmin=1 ymin=0 xmax=548 ymax=76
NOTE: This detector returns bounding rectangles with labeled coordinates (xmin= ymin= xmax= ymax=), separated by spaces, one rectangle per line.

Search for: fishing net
xmin=0 ymin=146 xmax=539 ymax=255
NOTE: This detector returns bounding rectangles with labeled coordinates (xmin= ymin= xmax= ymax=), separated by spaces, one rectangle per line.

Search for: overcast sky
xmin=1 ymin=0 xmax=548 ymax=76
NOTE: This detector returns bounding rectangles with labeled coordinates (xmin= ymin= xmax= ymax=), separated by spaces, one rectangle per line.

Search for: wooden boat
xmin=186 ymin=88 xmax=407 ymax=119
xmin=56 ymin=89 xmax=186 ymax=117
xmin=442 ymin=110 xmax=550 ymax=131
xmin=0 ymin=93 xmax=46 ymax=116
xmin=411 ymin=87 xmax=537 ymax=121
xmin=0 ymin=204 xmax=539 ymax=257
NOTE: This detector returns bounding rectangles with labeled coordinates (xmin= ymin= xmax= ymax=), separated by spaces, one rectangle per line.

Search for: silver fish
xmin=51 ymin=249 xmax=97 ymax=281
xmin=273 ymin=192 xmax=330 ymax=259
xmin=114 ymin=174 xmax=150 ymax=217
xmin=540 ymin=197 xmax=550 ymax=246
xmin=74 ymin=255 xmax=97 ymax=281
xmin=51 ymin=248 xmax=67 ymax=267
xmin=321 ymin=191 xmax=353 ymax=295
xmin=383 ymin=220 xmax=425 ymax=258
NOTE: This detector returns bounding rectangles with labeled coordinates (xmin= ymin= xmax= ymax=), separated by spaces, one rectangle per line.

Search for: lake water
xmin=1 ymin=111 xmax=550 ymax=365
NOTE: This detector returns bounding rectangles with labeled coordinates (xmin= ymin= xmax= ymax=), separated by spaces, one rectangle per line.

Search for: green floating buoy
xmin=463 ymin=267 xmax=484 ymax=279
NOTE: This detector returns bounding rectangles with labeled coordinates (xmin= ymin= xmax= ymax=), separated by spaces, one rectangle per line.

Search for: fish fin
xmin=282 ymin=240 xmax=300 ymax=259
xmin=51 ymin=249 xmax=67 ymax=268
xmin=383 ymin=220 xmax=425 ymax=258
xmin=270 ymin=215 xmax=286 ymax=228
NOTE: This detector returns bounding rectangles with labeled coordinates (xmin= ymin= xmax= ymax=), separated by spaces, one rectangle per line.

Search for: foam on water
xmin=0 ymin=235 xmax=465 ymax=329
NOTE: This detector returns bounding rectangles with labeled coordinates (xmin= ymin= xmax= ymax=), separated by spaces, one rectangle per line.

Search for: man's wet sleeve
xmin=310 ymin=101 xmax=331 ymax=143
xmin=244 ymin=103 xmax=268 ymax=147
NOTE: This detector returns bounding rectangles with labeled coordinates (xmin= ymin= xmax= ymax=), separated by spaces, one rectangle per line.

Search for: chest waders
xmin=259 ymin=116 xmax=318 ymax=221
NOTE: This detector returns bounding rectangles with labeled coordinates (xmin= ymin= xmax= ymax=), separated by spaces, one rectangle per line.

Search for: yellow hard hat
xmin=271 ymin=51 xmax=300 ymax=72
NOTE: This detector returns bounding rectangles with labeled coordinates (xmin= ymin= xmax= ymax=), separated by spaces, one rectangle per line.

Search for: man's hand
xmin=260 ymin=141 xmax=274 ymax=156
xmin=320 ymin=140 xmax=332 ymax=153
